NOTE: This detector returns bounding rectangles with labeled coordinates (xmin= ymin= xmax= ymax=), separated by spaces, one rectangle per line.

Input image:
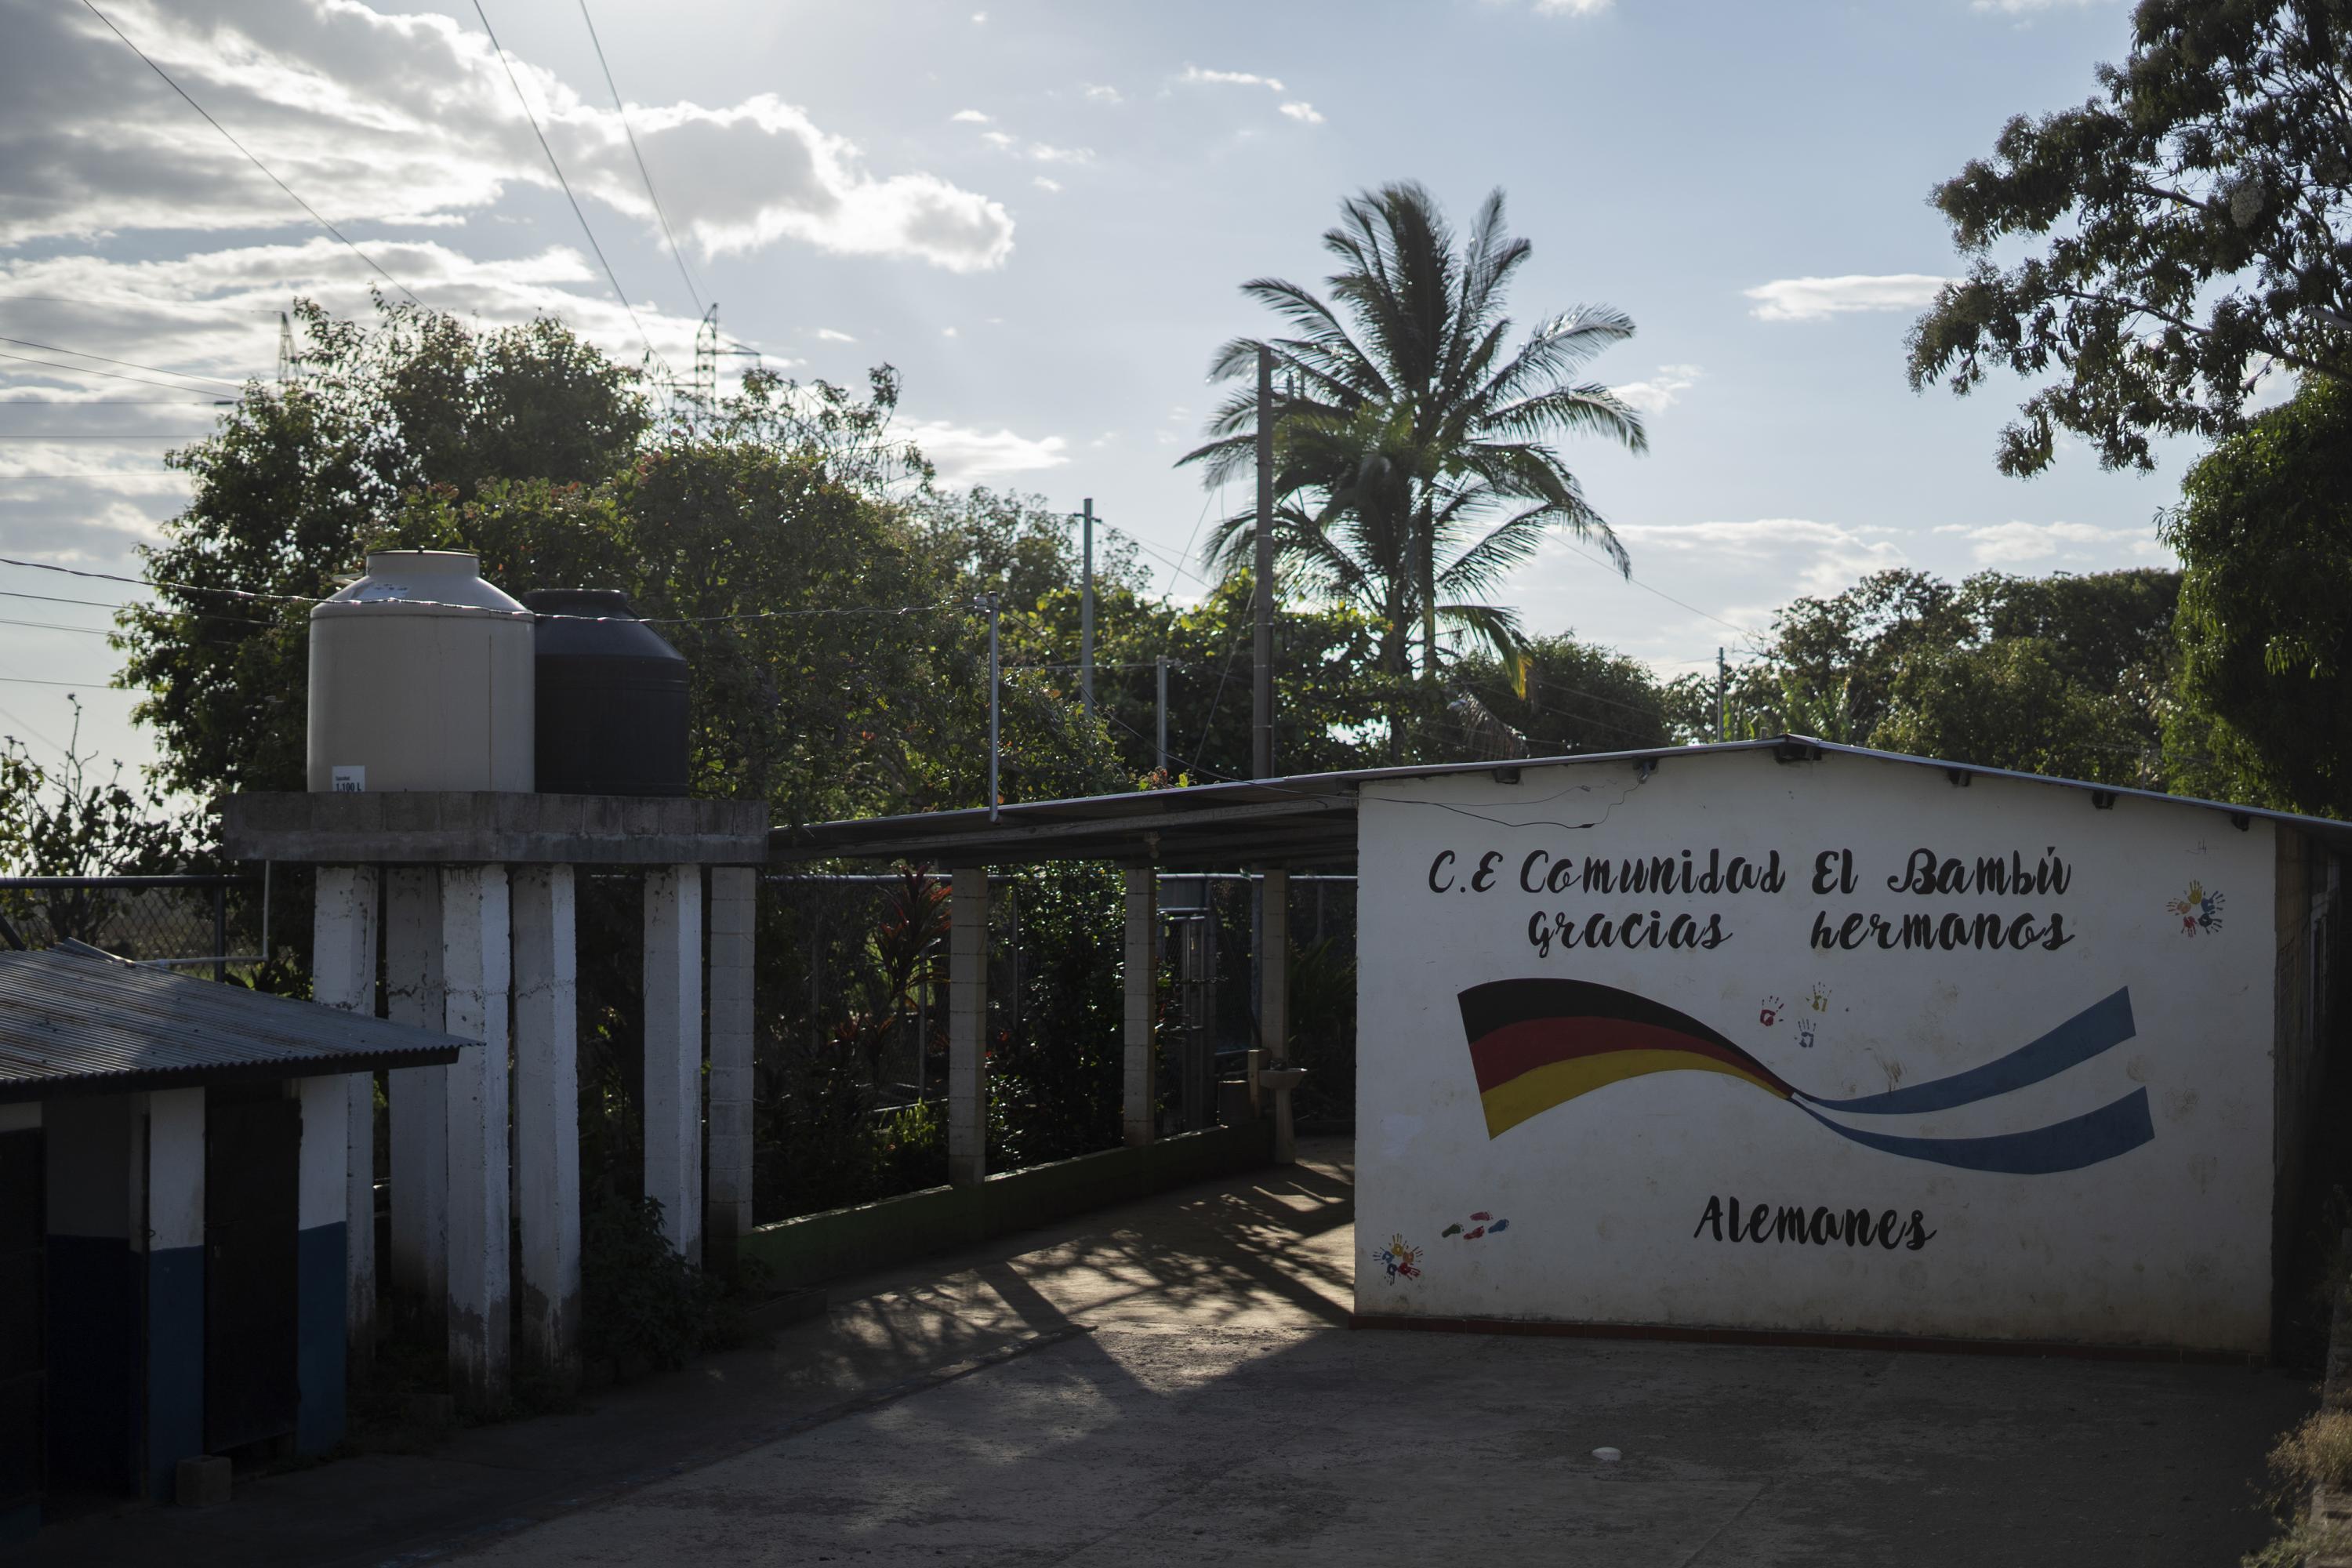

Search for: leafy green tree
xmin=1180 ymin=183 xmax=1645 ymax=685
xmin=1440 ymin=634 xmax=1674 ymax=758
xmin=1668 ymin=567 xmax=2181 ymax=786
xmin=2162 ymin=376 xmax=2352 ymax=814
xmin=121 ymin=299 xmax=650 ymax=799
xmin=1907 ymin=0 xmax=2352 ymax=474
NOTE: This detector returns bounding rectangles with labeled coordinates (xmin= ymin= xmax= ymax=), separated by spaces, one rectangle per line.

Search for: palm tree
xmin=1179 ymin=182 xmax=1646 ymax=684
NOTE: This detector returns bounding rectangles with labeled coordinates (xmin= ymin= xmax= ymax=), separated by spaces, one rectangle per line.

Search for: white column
xmin=296 ymin=1073 xmax=351 ymax=1452
xmin=706 ymin=866 xmax=756 ymax=1272
xmin=441 ymin=865 xmax=511 ymax=1413
xmin=644 ymin=866 xmax=704 ymax=1261
xmin=144 ymin=1088 xmax=205 ymax=1500
xmin=384 ymin=867 xmax=446 ymax=1311
xmin=1260 ymin=869 xmax=1294 ymax=1162
xmin=311 ymin=864 xmax=379 ymax=1358
xmin=511 ymin=865 xmax=579 ymax=1381
xmin=948 ymin=866 xmax=989 ymax=1186
xmin=1123 ymin=868 xmax=1156 ymax=1148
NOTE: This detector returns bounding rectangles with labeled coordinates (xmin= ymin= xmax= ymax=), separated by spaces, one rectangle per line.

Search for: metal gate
xmin=0 ymin=1128 xmax=42 ymax=1523
xmin=203 ymin=1093 xmax=299 ymax=1453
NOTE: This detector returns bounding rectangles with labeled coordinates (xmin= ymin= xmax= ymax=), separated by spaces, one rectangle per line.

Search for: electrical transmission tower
xmin=683 ymin=303 xmax=757 ymax=431
xmin=276 ymin=310 xmax=300 ymax=385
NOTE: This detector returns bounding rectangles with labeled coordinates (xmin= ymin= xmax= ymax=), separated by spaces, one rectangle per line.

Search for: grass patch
xmin=2275 ymin=1412 xmax=2352 ymax=1496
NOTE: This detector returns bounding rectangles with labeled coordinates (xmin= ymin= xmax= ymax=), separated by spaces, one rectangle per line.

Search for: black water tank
xmin=524 ymin=589 xmax=690 ymax=796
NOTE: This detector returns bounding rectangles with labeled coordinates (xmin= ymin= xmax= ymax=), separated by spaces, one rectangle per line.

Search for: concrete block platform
xmin=14 ymin=1140 xmax=2310 ymax=1567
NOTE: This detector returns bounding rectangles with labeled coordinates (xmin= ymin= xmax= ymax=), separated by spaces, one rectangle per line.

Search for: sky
xmin=0 ymin=0 xmax=2195 ymax=785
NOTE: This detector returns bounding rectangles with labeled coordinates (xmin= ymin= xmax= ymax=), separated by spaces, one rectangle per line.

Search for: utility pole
xmin=1155 ymin=654 xmax=1169 ymax=775
xmin=276 ymin=311 xmax=298 ymax=384
xmin=982 ymin=594 xmax=1001 ymax=821
xmin=1716 ymin=647 xmax=1728 ymax=742
xmin=1080 ymin=498 xmax=1095 ymax=727
xmin=1252 ymin=346 xmax=1275 ymax=780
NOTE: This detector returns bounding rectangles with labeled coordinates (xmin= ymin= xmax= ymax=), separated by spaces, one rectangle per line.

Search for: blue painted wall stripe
xmin=144 ymin=1244 xmax=202 ymax=1501
xmin=294 ymin=1221 xmax=345 ymax=1457
xmin=1798 ymin=989 xmax=2136 ymax=1116
xmin=1796 ymin=1087 xmax=2158 ymax=1174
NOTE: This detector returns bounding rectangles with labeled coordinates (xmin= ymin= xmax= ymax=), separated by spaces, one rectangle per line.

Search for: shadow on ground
xmin=19 ymin=1138 xmax=2311 ymax=1567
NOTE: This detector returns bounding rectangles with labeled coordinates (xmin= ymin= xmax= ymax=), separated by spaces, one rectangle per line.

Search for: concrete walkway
xmin=22 ymin=1139 xmax=2310 ymax=1566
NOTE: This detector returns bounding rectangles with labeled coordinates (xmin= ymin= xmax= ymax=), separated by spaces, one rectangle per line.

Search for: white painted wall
xmin=1355 ymin=749 xmax=2277 ymax=1353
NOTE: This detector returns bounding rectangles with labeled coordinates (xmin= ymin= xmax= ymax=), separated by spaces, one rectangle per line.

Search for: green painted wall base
xmin=740 ymin=1118 xmax=1276 ymax=1290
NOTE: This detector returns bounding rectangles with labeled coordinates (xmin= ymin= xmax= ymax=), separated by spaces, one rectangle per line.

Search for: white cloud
xmin=951 ymin=109 xmax=991 ymax=123
xmin=902 ymin=420 xmax=1069 ymax=481
xmin=1608 ymin=517 xmax=1905 ymax=595
xmin=941 ymin=326 xmax=959 ymax=337
xmin=971 ymin=10 xmax=987 ymax=20
xmin=816 ymin=328 xmax=857 ymax=343
xmin=1744 ymin=274 xmax=1951 ymax=321
xmin=1033 ymin=176 xmax=1062 ymax=194
xmin=1083 ymin=84 xmax=1123 ymax=103
xmin=9 ymin=0 xmax=1014 ymax=272
xmin=1971 ymin=0 xmax=2106 ymax=11
xmin=1933 ymin=520 xmax=2172 ymax=566
xmin=1613 ymin=362 xmax=1704 ymax=415
xmin=1278 ymin=102 xmax=1324 ymax=125
xmin=1533 ymin=0 xmax=1613 ymax=12
xmin=1027 ymin=142 xmax=1094 ymax=166
xmin=1181 ymin=66 xmax=1286 ymax=92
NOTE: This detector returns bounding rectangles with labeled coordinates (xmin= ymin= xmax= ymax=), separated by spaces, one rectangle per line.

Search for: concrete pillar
xmin=143 ymin=1088 xmax=204 ymax=1500
xmin=1123 ymin=867 xmax=1156 ymax=1147
xmin=295 ymin=1075 xmax=349 ymax=1454
xmin=948 ymin=866 xmax=989 ymax=1186
xmin=706 ymin=866 xmax=756 ymax=1273
xmin=441 ymin=865 xmax=511 ymax=1413
xmin=383 ymin=868 xmax=446 ymax=1312
xmin=1259 ymin=869 xmax=1294 ymax=1163
xmin=310 ymin=864 xmax=379 ymax=1361
xmin=644 ymin=866 xmax=703 ymax=1261
xmin=511 ymin=865 xmax=579 ymax=1382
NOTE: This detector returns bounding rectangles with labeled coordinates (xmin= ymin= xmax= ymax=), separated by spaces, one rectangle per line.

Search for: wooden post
xmin=310 ymin=864 xmax=379 ymax=1361
xmin=949 ymin=866 xmax=989 ymax=1185
xmin=706 ymin=866 xmax=757 ymax=1272
xmin=511 ymin=865 xmax=579 ymax=1382
xmin=1123 ymin=866 xmax=1156 ymax=1146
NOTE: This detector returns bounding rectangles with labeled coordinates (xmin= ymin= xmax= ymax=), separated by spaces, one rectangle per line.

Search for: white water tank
xmin=307 ymin=550 xmax=534 ymax=793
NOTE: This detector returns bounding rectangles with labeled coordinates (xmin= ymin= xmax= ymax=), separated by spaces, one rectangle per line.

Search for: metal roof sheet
xmin=0 ymin=943 xmax=470 ymax=1104
xmin=769 ymin=734 xmax=2352 ymax=868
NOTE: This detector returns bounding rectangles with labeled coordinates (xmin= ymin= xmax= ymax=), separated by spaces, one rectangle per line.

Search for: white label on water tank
xmin=332 ymin=765 xmax=366 ymax=793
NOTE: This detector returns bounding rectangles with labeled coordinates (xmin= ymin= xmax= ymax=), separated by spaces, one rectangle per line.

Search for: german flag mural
xmin=1458 ymin=979 xmax=2153 ymax=1175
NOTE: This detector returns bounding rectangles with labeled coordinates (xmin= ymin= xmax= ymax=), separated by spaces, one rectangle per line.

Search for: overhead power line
xmin=577 ymin=0 xmax=702 ymax=315
xmin=0 ymin=554 xmax=958 ymax=626
xmin=472 ymin=0 xmax=665 ymax=372
xmin=0 ymin=336 xmax=245 ymax=391
xmin=0 ymin=350 xmax=234 ymax=401
xmin=75 ymin=0 xmax=426 ymax=307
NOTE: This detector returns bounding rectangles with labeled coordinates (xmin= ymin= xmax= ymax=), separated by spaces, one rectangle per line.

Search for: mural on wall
xmin=1357 ymin=750 xmax=2286 ymax=1352
xmin=2167 ymin=882 xmax=2225 ymax=937
xmin=1373 ymin=1234 xmax=1424 ymax=1283
xmin=1457 ymin=978 xmax=2152 ymax=1174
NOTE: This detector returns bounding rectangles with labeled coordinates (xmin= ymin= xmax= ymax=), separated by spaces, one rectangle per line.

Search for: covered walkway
xmin=20 ymin=1139 xmax=2307 ymax=1567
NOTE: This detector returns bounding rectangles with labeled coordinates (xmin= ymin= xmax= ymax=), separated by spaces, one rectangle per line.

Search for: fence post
xmin=211 ymin=881 xmax=227 ymax=984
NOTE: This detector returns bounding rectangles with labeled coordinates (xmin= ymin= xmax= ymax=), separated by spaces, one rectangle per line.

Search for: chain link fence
xmin=0 ymin=874 xmax=273 ymax=982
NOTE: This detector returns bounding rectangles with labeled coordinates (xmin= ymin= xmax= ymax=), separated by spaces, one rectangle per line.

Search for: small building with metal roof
xmin=0 ymin=944 xmax=469 ymax=1537
xmin=775 ymin=736 xmax=2350 ymax=1357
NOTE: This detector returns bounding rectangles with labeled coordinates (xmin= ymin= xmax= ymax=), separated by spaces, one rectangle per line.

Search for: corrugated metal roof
xmin=769 ymin=733 xmax=2352 ymax=868
xmin=0 ymin=943 xmax=470 ymax=1104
